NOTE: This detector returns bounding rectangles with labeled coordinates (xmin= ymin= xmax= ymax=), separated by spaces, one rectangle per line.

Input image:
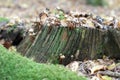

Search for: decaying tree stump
xmin=17 ymin=25 xmax=119 ymax=65
xmin=17 ymin=10 xmax=120 ymax=65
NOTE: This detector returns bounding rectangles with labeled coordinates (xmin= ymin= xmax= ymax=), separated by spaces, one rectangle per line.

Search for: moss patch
xmin=0 ymin=45 xmax=86 ymax=80
xmin=0 ymin=17 xmax=9 ymax=22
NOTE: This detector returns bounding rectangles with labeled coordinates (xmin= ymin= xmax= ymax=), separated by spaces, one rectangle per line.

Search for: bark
xmin=17 ymin=26 xmax=120 ymax=65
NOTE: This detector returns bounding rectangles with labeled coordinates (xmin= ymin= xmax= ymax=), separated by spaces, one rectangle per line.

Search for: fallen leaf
xmin=101 ymin=76 xmax=112 ymax=80
xmin=107 ymin=63 xmax=116 ymax=70
xmin=91 ymin=76 xmax=100 ymax=80
xmin=66 ymin=61 xmax=79 ymax=72
xmin=91 ymin=65 xmax=106 ymax=74
xmin=8 ymin=46 xmax=16 ymax=52
xmin=0 ymin=39 xmax=5 ymax=45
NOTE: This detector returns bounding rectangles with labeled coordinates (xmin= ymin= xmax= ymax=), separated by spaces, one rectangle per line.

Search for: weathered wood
xmin=104 ymin=29 xmax=120 ymax=59
xmin=17 ymin=36 xmax=33 ymax=55
xmin=17 ymin=25 xmax=120 ymax=65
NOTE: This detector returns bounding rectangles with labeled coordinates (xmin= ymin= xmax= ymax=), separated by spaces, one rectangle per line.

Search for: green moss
xmin=0 ymin=45 xmax=86 ymax=80
xmin=96 ymin=42 xmax=105 ymax=58
xmin=7 ymin=24 xmax=17 ymax=33
xmin=86 ymin=0 xmax=108 ymax=6
xmin=0 ymin=17 xmax=9 ymax=22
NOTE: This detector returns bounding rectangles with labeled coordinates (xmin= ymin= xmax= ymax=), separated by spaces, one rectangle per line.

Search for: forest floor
xmin=0 ymin=0 xmax=120 ymax=80
xmin=0 ymin=0 xmax=120 ymax=20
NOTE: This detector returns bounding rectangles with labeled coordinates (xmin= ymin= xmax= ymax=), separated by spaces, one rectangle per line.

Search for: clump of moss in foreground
xmin=0 ymin=17 xmax=9 ymax=22
xmin=0 ymin=45 xmax=86 ymax=80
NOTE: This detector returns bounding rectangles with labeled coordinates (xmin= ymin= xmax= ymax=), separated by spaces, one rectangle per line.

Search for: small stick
xmin=98 ymin=70 xmax=120 ymax=78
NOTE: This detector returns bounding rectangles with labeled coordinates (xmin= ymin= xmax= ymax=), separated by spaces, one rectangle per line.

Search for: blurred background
xmin=0 ymin=0 xmax=120 ymax=20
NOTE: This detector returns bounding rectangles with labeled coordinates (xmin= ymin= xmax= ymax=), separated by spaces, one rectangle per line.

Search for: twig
xmin=98 ymin=70 xmax=120 ymax=78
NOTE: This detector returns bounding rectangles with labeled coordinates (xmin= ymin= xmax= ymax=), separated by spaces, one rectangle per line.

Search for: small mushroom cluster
xmin=39 ymin=8 xmax=120 ymax=30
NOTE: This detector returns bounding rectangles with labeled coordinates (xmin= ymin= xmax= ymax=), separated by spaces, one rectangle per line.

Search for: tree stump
xmin=16 ymin=25 xmax=120 ymax=65
xmin=17 ymin=10 xmax=120 ymax=65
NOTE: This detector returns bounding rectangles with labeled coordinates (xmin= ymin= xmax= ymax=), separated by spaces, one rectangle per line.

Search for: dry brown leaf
xmin=91 ymin=65 xmax=106 ymax=74
xmin=101 ymin=76 xmax=112 ymax=80
xmin=107 ymin=63 xmax=116 ymax=70
xmin=61 ymin=20 xmax=67 ymax=26
xmin=86 ymin=20 xmax=95 ymax=28
xmin=8 ymin=46 xmax=17 ymax=52
xmin=91 ymin=76 xmax=100 ymax=80
xmin=39 ymin=13 xmax=48 ymax=24
xmin=117 ymin=21 xmax=120 ymax=29
xmin=66 ymin=61 xmax=79 ymax=72
xmin=0 ymin=39 xmax=5 ymax=45
xmin=3 ymin=41 xmax=12 ymax=49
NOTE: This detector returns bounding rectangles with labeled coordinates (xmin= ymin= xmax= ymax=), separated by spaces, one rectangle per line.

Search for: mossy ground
xmin=0 ymin=17 xmax=9 ymax=22
xmin=0 ymin=45 xmax=86 ymax=80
